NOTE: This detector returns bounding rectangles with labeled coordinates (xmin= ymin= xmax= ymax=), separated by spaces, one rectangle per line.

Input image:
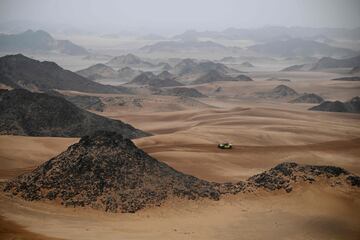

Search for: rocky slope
xmin=76 ymin=64 xmax=118 ymax=80
xmin=4 ymin=131 xmax=359 ymax=213
xmin=0 ymin=89 xmax=149 ymax=138
xmin=107 ymin=54 xmax=154 ymax=68
xmin=128 ymin=72 xmax=183 ymax=87
xmin=257 ymin=85 xmax=299 ymax=99
xmin=309 ymin=96 xmax=360 ymax=113
xmin=0 ymin=54 xmax=126 ymax=93
xmin=290 ymin=93 xmax=324 ymax=103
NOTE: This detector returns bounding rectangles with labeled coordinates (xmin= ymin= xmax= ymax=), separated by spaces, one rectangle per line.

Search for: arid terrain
xmin=1 ymin=67 xmax=360 ymax=239
xmin=1 ymin=4 xmax=360 ymax=238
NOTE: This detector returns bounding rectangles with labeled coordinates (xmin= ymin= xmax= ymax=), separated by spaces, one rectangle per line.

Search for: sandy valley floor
xmin=0 ymin=71 xmax=359 ymax=239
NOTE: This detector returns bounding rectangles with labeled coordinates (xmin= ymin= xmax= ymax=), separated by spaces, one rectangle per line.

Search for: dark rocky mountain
xmin=281 ymin=55 xmax=360 ymax=72
xmin=193 ymin=70 xmax=252 ymax=84
xmin=248 ymin=38 xmax=355 ymax=58
xmin=76 ymin=64 xmax=118 ymax=80
xmin=153 ymin=87 xmax=207 ymax=98
xmin=157 ymin=71 xmax=175 ymax=80
xmin=0 ymin=54 xmax=126 ymax=93
xmin=64 ymin=95 xmax=105 ymax=112
xmin=128 ymin=72 xmax=183 ymax=87
xmin=157 ymin=62 xmax=173 ymax=71
xmin=174 ymin=26 xmax=360 ymax=42
xmin=139 ymin=40 xmax=240 ymax=54
xmin=332 ymin=76 xmax=360 ymax=81
xmin=107 ymin=54 xmax=154 ymax=68
xmin=117 ymin=67 xmax=142 ymax=82
xmin=281 ymin=64 xmax=311 ymax=72
xmin=4 ymin=131 xmax=359 ymax=213
xmin=290 ymin=93 xmax=324 ymax=103
xmin=173 ymin=59 xmax=238 ymax=76
xmin=4 ymin=131 xmax=222 ymax=213
xmin=257 ymin=85 xmax=299 ymax=99
xmin=0 ymin=30 xmax=88 ymax=55
xmin=0 ymin=89 xmax=149 ymax=138
xmin=310 ymin=55 xmax=360 ymax=70
xmin=309 ymin=96 xmax=360 ymax=113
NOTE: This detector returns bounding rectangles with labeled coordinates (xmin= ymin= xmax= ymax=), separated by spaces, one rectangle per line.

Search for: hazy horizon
xmin=1 ymin=0 xmax=360 ymax=35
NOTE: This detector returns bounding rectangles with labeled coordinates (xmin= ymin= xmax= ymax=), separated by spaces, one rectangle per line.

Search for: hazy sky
xmin=1 ymin=0 xmax=360 ymax=34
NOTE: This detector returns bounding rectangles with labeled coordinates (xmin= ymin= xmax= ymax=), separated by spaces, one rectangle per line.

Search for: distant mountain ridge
xmin=0 ymin=54 xmax=126 ymax=93
xmin=0 ymin=30 xmax=88 ymax=55
xmin=248 ymin=38 xmax=355 ymax=58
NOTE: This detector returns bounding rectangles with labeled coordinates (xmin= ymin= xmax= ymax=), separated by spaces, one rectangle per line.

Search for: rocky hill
xmin=239 ymin=61 xmax=254 ymax=67
xmin=76 ymin=64 xmax=118 ymax=80
xmin=290 ymin=93 xmax=324 ymax=103
xmin=173 ymin=59 xmax=237 ymax=77
xmin=309 ymin=96 xmax=360 ymax=113
xmin=0 ymin=54 xmax=126 ymax=93
xmin=192 ymin=70 xmax=252 ymax=84
xmin=310 ymin=55 xmax=360 ymax=70
xmin=117 ymin=67 xmax=142 ymax=82
xmin=4 ymin=131 xmax=221 ymax=213
xmin=257 ymin=85 xmax=299 ymax=99
xmin=128 ymin=72 xmax=183 ymax=87
xmin=0 ymin=30 xmax=88 ymax=55
xmin=0 ymin=89 xmax=149 ymax=138
xmin=4 ymin=131 xmax=359 ymax=213
xmin=153 ymin=87 xmax=207 ymax=98
xmin=107 ymin=54 xmax=154 ymax=68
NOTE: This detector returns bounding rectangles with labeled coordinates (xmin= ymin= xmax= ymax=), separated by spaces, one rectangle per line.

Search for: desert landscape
xmin=0 ymin=0 xmax=360 ymax=239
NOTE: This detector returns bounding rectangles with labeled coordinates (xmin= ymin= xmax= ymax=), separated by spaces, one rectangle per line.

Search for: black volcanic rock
xmin=153 ymin=87 xmax=207 ymax=98
xmin=0 ymin=89 xmax=149 ymax=138
xmin=4 ymin=131 xmax=221 ymax=213
xmin=0 ymin=54 xmax=126 ymax=93
xmin=290 ymin=93 xmax=324 ymax=103
xmin=0 ymin=30 xmax=88 ymax=55
xmin=247 ymin=162 xmax=352 ymax=192
xmin=309 ymin=96 xmax=360 ymax=113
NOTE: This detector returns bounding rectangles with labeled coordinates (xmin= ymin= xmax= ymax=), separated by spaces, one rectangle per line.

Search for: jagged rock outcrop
xmin=0 ymin=89 xmax=149 ymax=138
